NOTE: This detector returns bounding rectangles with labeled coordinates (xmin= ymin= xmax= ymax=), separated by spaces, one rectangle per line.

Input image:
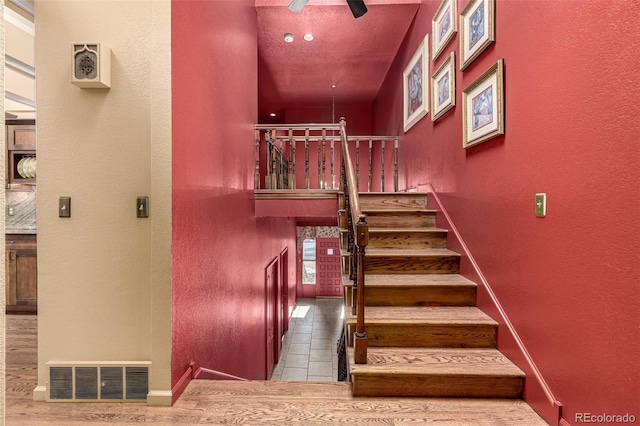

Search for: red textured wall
xmin=172 ymin=0 xmax=296 ymax=388
xmin=373 ymin=0 xmax=639 ymax=424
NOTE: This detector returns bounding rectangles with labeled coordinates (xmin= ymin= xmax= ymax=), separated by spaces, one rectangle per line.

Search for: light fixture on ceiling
xmin=303 ymin=33 xmax=314 ymax=42
xmin=270 ymin=113 xmax=277 ymax=117
xmin=288 ymin=0 xmax=309 ymax=13
xmin=347 ymin=0 xmax=368 ymax=18
xmin=284 ymin=33 xmax=294 ymax=43
xmin=289 ymin=0 xmax=367 ymax=19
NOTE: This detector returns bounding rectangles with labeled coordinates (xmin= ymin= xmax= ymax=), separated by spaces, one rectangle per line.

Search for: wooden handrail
xmin=339 ymin=117 xmax=368 ymax=365
xmin=339 ymin=120 xmax=363 ymax=225
xmin=255 ymin=123 xmax=340 ymax=131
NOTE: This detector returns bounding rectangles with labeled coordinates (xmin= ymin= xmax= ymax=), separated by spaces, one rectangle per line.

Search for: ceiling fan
xmin=288 ymin=0 xmax=368 ymax=18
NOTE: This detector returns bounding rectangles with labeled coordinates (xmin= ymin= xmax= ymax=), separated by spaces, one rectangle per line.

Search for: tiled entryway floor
xmin=270 ymin=297 xmax=344 ymax=382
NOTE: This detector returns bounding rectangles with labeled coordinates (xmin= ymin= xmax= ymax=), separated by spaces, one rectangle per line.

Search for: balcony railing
xmin=254 ymin=123 xmax=398 ymax=193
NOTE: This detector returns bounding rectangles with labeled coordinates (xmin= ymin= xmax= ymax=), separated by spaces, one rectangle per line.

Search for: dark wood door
xmin=315 ymin=238 xmax=342 ymax=297
xmin=280 ymin=248 xmax=289 ymax=333
xmin=265 ymin=261 xmax=276 ymax=379
xmin=6 ymin=234 xmax=37 ymax=314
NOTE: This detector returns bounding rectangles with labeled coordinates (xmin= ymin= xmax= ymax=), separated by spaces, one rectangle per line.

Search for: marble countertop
xmin=6 ymin=189 xmax=36 ymax=234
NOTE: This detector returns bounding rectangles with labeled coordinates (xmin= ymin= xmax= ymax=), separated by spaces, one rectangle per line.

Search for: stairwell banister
xmin=254 ymin=123 xmax=398 ymax=192
xmin=339 ymin=117 xmax=368 ymax=365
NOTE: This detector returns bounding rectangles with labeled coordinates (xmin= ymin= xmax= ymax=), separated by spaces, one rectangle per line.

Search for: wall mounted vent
xmin=47 ymin=361 xmax=150 ymax=402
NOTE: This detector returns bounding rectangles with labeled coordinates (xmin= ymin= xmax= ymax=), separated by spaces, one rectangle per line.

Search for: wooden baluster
xmin=317 ymin=136 xmax=322 ymax=189
xmin=368 ymin=140 xmax=373 ymax=192
xmin=289 ymin=129 xmax=296 ymax=189
xmin=330 ymin=138 xmax=335 ymax=190
xmin=321 ymin=128 xmax=327 ymax=189
xmin=394 ymin=138 xmax=399 ymax=192
xmin=265 ymin=131 xmax=271 ymax=189
xmin=276 ymin=137 xmax=280 ymax=189
xmin=255 ymin=129 xmax=261 ymax=189
xmin=381 ymin=140 xmax=385 ymax=192
xmin=273 ymin=130 xmax=279 ymax=189
xmin=355 ymin=139 xmax=360 ymax=192
xmin=305 ymin=129 xmax=310 ymax=190
xmin=280 ymin=138 xmax=285 ymax=189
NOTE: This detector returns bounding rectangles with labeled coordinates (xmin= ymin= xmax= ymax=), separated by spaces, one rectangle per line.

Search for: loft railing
xmin=254 ymin=123 xmax=398 ymax=192
xmin=339 ymin=117 xmax=368 ymax=364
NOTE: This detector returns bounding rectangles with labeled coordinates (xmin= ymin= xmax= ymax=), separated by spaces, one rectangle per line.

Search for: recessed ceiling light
xmin=270 ymin=113 xmax=277 ymax=117
xmin=303 ymin=33 xmax=314 ymax=42
xmin=284 ymin=33 xmax=294 ymax=43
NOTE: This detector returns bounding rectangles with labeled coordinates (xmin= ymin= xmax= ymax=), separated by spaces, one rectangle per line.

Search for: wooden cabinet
xmin=6 ymin=234 xmax=37 ymax=313
xmin=6 ymin=120 xmax=36 ymax=186
xmin=7 ymin=124 xmax=36 ymax=150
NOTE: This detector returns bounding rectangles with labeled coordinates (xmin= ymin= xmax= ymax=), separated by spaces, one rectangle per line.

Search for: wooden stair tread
xmin=368 ymin=227 xmax=447 ymax=233
xmin=346 ymin=306 xmax=497 ymax=325
xmin=343 ymin=227 xmax=446 ymax=232
xmin=359 ymin=192 xmax=428 ymax=196
xmin=362 ymin=208 xmax=435 ymax=213
xmin=343 ymin=273 xmax=476 ymax=287
xmin=348 ymin=347 xmax=525 ymax=377
xmin=366 ymin=248 xmax=460 ymax=256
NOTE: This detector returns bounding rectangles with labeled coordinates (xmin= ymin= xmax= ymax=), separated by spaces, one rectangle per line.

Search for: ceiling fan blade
xmin=289 ymin=0 xmax=310 ymax=13
xmin=347 ymin=0 xmax=368 ymax=18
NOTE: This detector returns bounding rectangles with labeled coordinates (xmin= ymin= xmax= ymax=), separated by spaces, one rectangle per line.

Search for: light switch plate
xmin=137 ymin=196 xmax=149 ymax=218
xmin=59 ymin=197 xmax=71 ymax=218
xmin=535 ymin=193 xmax=546 ymax=217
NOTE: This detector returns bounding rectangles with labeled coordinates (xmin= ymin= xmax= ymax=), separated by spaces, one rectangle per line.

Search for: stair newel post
xmin=354 ymin=216 xmax=369 ymax=364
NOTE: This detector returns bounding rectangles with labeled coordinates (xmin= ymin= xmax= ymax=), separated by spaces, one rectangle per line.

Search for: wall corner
xmin=147 ymin=390 xmax=173 ymax=406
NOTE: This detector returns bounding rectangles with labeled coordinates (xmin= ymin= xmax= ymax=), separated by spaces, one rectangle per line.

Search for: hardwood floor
xmin=5 ymin=314 xmax=546 ymax=425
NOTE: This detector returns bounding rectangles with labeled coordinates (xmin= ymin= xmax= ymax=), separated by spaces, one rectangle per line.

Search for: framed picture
xmin=431 ymin=51 xmax=456 ymax=121
xmin=460 ymin=0 xmax=495 ymax=71
xmin=432 ymin=0 xmax=457 ymax=61
xmin=462 ymin=59 xmax=504 ymax=148
xmin=403 ymin=35 xmax=429 ymax=132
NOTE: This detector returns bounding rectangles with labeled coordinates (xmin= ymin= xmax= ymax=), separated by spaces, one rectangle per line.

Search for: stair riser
xmin=364 ymin=213 xmax=436 ymax=228
xmin=368 ymin=232 xmax=447 ymax=249
xmin=364 ymin=256 xmax=460 ymax=274
xmin=359 ymin=194 xmax=427 ymax=210
xmin=347 ymin=323 xmax=496 ymax=348
xmin=344 ymin=285 xmax=476 ymax=307
xmin=351 ymin=375 xmax=522 ymax=398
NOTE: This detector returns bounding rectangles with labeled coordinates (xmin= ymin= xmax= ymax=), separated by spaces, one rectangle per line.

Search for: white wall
xmin=34 ymin=0 xmax=172 ymax=405
xmin=4 ymin=4 xmax=36 ymax=119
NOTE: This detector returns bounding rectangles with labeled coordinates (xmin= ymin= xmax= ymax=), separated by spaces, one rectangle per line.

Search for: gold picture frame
xmin=431 ymin=52 xmax=456 ymax=121
xmin=432 ymin=0 xmax=457 ymax=61
xmin=403 ymin=35 xmax=429 ymax=132
xmin=460 ymin=0 xmax=495 ymax=71
xmin=462 ymin=59 xmax=504 ymax=148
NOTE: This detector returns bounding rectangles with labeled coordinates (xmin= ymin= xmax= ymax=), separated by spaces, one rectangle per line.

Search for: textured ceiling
xmin=256 ymin=0 xmax=420 ymax=120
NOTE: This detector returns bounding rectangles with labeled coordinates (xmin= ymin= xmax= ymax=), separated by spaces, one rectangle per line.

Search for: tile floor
xmin=270 ymin=297 xmax=344 ymax=382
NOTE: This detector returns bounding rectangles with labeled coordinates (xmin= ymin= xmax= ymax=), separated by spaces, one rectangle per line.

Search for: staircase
xmin=342 ymin=192 xmax=528 ymax=400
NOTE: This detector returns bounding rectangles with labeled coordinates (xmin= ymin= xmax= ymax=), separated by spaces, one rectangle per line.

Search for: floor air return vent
xmin=47 ymin=362 xmax=150 ymax=402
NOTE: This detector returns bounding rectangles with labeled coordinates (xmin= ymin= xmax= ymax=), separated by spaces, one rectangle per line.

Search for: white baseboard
xmin=147 ymin=390 xmax=172 ymax=406
xmin=33 ymin=385 xmax=47 ymax=402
